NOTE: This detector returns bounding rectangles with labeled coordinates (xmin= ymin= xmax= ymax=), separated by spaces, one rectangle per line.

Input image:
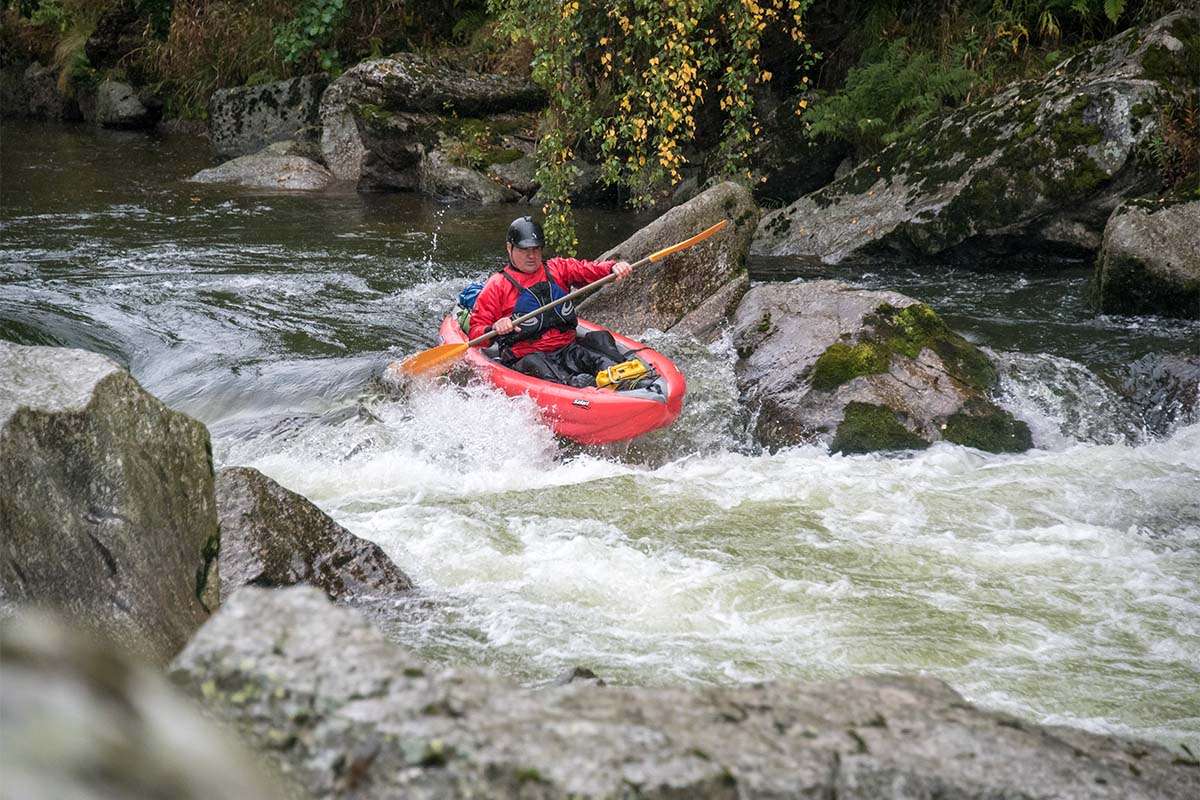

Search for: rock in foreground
xmin=0 ymin=343 xmax=218 ymax=665
xmin=216 ymin=466 xmax=414 ymax=599
xmin=172 ymin=586 xmax=1199 ymax=800
xmin=1 ymin=610 xmax=287 ymax=800
xmin=733 ymin=281 xmax=1031 ymax=453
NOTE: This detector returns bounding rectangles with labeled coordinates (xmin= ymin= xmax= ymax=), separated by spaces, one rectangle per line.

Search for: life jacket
xmin=495 ymin=262 xmax=577 ymax=347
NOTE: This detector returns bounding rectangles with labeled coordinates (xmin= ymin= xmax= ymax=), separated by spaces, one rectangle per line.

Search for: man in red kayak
xmin=469 ymin=216 xmax=634 ymax=387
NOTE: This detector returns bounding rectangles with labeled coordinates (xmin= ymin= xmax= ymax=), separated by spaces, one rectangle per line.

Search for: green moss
xmin=756 ymin=311 xmax=772 ymax=333
xmin=873 ymin=303 xmax=997 ymax=391
xmin=810 ymin=341 xmax=890 ymax=391
xmin=831 ymin=402 xmax=930 ymax=454
xmin=485 ymin=147 xmax=523 ymax=166
xmin=943 ymin=405 xmax=1032 ymax=453
xmin=1142 ymin=16 xmax=1200 ymax=88
xmin=515 ymin=767 xmax=544 ymax=783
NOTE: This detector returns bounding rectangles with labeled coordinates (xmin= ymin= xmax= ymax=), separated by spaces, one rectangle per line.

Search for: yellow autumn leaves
xmin=495 ymin=0 xmax=815 ymax=252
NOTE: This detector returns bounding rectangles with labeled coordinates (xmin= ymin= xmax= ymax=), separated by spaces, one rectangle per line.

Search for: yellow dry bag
xmin=596 ymin=359 xmax=650 ymax=389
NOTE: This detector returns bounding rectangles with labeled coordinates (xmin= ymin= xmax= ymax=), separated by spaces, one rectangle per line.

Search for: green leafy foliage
xmin=275 ymin=0 xmax=348 ymax=74
xmin=490 ymin=0 xmax=817 ymax=252
xmin=804 ymin=39 xmax=974 ymax=155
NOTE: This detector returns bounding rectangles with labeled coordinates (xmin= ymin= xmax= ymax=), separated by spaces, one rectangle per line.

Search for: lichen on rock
xmin=752 ymin=10 xmax=1198 ymax=266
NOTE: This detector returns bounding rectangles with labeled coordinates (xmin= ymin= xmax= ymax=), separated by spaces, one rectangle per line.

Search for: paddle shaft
xmin=465 ymin=253 xmax=653 ymax=347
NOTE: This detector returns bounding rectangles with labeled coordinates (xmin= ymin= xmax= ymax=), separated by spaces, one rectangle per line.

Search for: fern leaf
xmin=1104 ymin=0 xmax=1125 ymax=24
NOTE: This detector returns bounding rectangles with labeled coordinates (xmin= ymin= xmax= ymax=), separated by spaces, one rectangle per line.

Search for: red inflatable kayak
xmin=438 ymin=315 xmax=685 ymax=444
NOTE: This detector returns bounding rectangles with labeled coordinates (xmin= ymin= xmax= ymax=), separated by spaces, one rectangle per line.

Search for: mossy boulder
xmin=170 ymin=585 xmax=1200 ymax=800
xmin=577 ymin=181 xmax=759 ymax=341
xmin=1090 ymin=197 xmax=1199 ymax=319
xmin=208 ymin=74 xmax=328 ymax=159
xmin=752 ymin=10 xmax=1198 ymax=266
xmin=733 ymin=281 xmax=1031 ymax=454
xmin=0 ymin=344 xmax=219 ymax=666
xmin=319 ymin=53 xmax=543 ymax=196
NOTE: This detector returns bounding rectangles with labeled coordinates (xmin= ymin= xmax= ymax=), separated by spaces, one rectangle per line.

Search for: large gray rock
xmin=419 ymin=147 xmax=519 ymax=204
xmin=95 ymin=79 xmax=159 ymax=129
xmin=320 ymin=52 xmax=543 ymax=191
xmin=188 ymin=152 xmax=334 ymax=191
xmin=753 ymin=11 xmax=1198 ymax=265
xmin=1091 ymin=198 xmax=1200 ymax=319
xmin=0 ymin=344 xmax=219 ymax=665
xmin=733 ymin=281 xmax=1032 ymax=453
xmin=1 ymin=609 xmax=287 ymax=800
xmin=209 ymin=74 xmax=328 ymax=159
xmin=172 ymin=585 xmax=1200 ymax=800
xmin=577 ymin=181 xmax=758 ymax=341
xmin=216 ymin=466 xmax=414 ymax=600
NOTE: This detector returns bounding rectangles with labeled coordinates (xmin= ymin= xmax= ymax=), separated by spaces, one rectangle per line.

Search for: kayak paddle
xmin=394 ymin=219 xmax=730 ymax=377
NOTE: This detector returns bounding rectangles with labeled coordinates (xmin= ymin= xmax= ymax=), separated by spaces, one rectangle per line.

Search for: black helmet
xmin=507 ymin=216 xmax=545 ymax=249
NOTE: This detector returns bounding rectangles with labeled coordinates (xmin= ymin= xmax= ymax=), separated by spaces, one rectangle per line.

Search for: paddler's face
xmin=507 ymin=243 xmax=544 ymax=274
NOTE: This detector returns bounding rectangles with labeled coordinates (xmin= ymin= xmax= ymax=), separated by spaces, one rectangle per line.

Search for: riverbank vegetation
xmin=3 ymin=0 xmax=1191 ymax=249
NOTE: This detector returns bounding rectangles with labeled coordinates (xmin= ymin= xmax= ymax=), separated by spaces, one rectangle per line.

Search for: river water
xmin=3 ymin=122 xmax=1198 ymax=749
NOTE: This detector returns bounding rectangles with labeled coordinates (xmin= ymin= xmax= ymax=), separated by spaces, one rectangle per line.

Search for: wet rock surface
xmin=319 ymin=52 xmax=542 ymax=193
xmin=732 ymin=281 xmax=1031 ymax=453
xmin=172 ymin=585 xmax=1200 ymax=800
xmin=1 ymin=609 xmax=288 ymax=800
xmin=0 ymin=343 xmax=218 ymax=665
xmin=209 ymin=74 xmax=328 ymax=159
xmin=215 ymin=466 xmax=413 ymax=600
xmin=578 ymin=181 xmax=758 ymax=341
xmin=753 ymin=11 xmax=1198 ymax=266
xmin=1123 ymin=353 xmax=1200 ymax=434
xmin=188 ymin=152 xmax=334 ymax=191
xmin=1091 ymin=197 xmax=1199 ymax=319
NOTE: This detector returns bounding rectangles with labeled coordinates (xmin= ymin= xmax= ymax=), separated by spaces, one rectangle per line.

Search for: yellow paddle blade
xmin=646 ymin=219 xmax=729 ymax=263
xmin=395 ymin=342 xmax=469 ymax=377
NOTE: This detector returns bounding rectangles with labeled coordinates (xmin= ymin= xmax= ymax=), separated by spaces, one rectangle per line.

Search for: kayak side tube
xmin=438 ymin=315 xmax=686 ymax=445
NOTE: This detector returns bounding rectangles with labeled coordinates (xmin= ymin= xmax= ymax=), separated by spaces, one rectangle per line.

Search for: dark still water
xmin=3 ymin=121 xmax=1198 ymax=749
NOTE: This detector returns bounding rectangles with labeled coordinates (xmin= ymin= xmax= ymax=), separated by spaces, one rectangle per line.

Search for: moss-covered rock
xmin=1090 ymin=197 xmax=1200 ymax=319
xmin=319 ymin=52 xmax=543 ymax=197
xmin=810 ymin=341 xmax=890 ymax=392
xmin=752 ymin=10 xmax=1197 ymax=266
xmin=942 ymin=402 xmax=1033 ymax=453
xmin=733 ymin=281 xmax=1030 ymax=455
xmin=831 ymin=403 xmax=931 ymax=454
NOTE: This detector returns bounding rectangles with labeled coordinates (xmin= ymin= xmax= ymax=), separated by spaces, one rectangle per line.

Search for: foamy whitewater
xmin=4 ymin=121 xmax=1197 ymax=749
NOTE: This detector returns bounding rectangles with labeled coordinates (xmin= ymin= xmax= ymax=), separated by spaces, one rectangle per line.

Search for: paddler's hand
xmin=491 ymin=316 xmax=516 ymax=335
xmin=612 ymin=261 xmax=633 ymax=281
